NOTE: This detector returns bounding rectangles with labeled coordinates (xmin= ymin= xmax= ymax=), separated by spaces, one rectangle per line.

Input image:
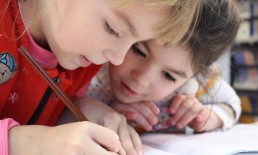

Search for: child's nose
xmin=132 ymin=68 xmax=152 ymax=87
xmin=104 ymin=44 xmax=131 ymax=65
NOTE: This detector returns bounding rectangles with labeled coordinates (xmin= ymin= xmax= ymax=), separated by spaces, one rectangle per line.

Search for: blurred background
xmin=221 ymin=0 xmax=258 ymax=123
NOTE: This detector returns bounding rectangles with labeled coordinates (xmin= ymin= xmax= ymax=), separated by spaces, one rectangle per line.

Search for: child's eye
xmin=104 ymin=21 xmax=119 ymax=38
xmin=131 ymin=44 xmax=146 ymax=58
xmin=162 ymin=71 xmax=176 ymax=82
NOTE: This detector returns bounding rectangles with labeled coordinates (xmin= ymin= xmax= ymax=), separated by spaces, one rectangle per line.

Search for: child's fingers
xmin=111 ymin=102 xmax=156 ymax=130
xmin=86 ymin=140 xmax=121 ymax=155
xmin=111 ymin=101 xmax=158 ymax=127
xmin=102 ymin=115 xmax=136 ymax=155
xmin=190 ymin=119 xmax=206 ymax=132
xmin=89 ymin=140 xmax=123 ymax=155
xmin=171 ymin=101 xmax=191 ymax=125
xmin=170 ymin=107 xmax=187 ymax=127
xmin=117 ymin=142 xmax=127 ymax=155
xmin=189 ymin=108 xmax=209 ymax=131
xmin=143 ymin=101 xmax=160 ymax=115
xmin=109 ymin=152 xmax=120 ymax=155
xmin=111 ymin=102 xmax=133 ymax=113
xmin=131 ymin=103 xmax=158 ymax=126
xmin=132 ymin=110 xmax=155 ymax=131
xmin=128 ymin=125 xmax=143 ymax=155
xmin=196 ymin=108 xmax=208 ymax=122
xmin=169 ymin=95 xmax=186 ymax=114
xmin=170 ymin=97 xmax=194 ymax=126
xmin=85 ymin=122 xmax=121 ymax=154
xmin=176 ymin=105 xmax=201 ymax=129
xmin=118 ymin=122 xmax=138 ymax=155
xmin=111 ymin=103 xmax=138 ymax=120
xmin=122 ymin=111 xmax=137 ymax=120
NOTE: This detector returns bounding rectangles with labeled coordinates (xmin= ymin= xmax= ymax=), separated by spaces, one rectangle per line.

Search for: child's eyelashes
xmin=131 ymin=44 xmax=176 ymax=83
xmin=104 ymin=21 xmax=120 ymax=38
xmin=131 ymin=44 xmax=146 ymax=58
xmin=162 ymin=71 xmax=176 ymax=82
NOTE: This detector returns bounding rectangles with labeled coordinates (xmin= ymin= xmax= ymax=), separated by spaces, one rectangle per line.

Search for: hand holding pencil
xmin=18 ymin=46 xmax=125 ymax=155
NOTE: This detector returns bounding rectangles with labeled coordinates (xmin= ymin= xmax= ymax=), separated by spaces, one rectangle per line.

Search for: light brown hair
xmin=114 ymin=0 xmax=202 ymax=45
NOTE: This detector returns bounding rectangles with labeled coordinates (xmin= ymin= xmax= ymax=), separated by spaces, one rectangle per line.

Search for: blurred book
xmin=239 ymin=95 xmax=258 ymax=123
xmin=233 ymin=68 xmax=258 ymax=90
xmin=236 ymin=21 xmax=251 ymax=43
xmin=232 ymin=51 xmax=258 ymax=90
xmin=142 ymin=124 xmax=258 ymax=155
xmin=238 ymin=1 xmax=251 ymax=19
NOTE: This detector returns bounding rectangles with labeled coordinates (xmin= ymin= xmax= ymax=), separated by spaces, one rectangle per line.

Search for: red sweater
xmin=0 ymin=0 xmax=100 ymax=125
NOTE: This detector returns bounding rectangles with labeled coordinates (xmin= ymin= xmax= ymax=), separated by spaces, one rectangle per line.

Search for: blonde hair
xmin=3 ymin=0 xmax=201 ymax=46
xmin=113 ymin=0 xmax=202 ymax=46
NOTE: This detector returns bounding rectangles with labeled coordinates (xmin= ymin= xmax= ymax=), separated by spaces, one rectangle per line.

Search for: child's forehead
xmin=112 ymin=0 xmax=201 ymax=45
xmin=111 ymin=2 xmax=173 ymax=41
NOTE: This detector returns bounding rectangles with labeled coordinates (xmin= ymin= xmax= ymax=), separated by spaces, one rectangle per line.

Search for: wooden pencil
xmin=18 ymin=46 xmax=88 ymax=121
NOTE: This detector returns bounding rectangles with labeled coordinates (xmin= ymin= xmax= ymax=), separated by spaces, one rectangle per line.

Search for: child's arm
xmin=58 ymin=97 xmax=143 ymax=155
xmin=4 ymin=119 xmax=123 ymax=155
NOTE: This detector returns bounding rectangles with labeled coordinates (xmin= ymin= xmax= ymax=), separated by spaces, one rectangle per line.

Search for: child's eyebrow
xmin=115 ymin=11 xmax=138 ymax=37
xmin=142 ymin=42 xmax=188 ymax=79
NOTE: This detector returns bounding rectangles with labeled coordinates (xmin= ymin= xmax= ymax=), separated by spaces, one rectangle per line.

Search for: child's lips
xmin=80 ymin=56 xmax=92 ymax=67
xmin=120 ymin=81 xmax=138 ymax=96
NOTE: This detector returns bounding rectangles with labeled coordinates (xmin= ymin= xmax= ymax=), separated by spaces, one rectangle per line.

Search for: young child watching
xmin=0 ymin=0 xmax=202 ymax=155
xmin=84 ymin=44 xmax=241 ymax=133
xmin=108 ymin=0 xmax=242 ymax=132
xmin=58 ymin=0 xmax=241 ymax=134
xmin=95 ymin=0 xmax=242 ymax=133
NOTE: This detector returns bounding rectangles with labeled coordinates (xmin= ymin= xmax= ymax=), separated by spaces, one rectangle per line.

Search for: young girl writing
xmin=0 ymin=0 xmax=202 ymax=155
xmin=59 ymin=0 xmax=241 ymax=134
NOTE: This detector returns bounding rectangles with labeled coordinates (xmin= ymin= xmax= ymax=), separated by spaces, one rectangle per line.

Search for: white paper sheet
xmin=141 ymin=124 xmax=258 ymax=155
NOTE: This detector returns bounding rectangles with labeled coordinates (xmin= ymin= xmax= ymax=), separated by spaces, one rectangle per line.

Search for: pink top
xmin=28 ymin=33 xmax=58 ymax=69
xmin=0 ymin=118 xmax=19 ymax=155
xmin=27 ymin=33 xmax=87 ymax=98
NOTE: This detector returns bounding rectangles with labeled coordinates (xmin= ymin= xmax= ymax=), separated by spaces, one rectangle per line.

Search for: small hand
xmin=9 ymin=122 xmax=122 ymax=155
xmin=75 ymin=97 xmax=143 ymax=155
xmin=188 ymin=107 xmax=223 ymax=132
xmin=169 ymin=94 xmax=223 ymax=132
xmin=169 ymin=94 xmax=206 ymax=129
xmin=111 ymin=100 xmax=160 ymax=131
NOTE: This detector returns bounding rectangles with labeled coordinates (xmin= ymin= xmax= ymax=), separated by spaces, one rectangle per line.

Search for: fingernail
xmin=170 ymin=109 xmax=175 ymax=114
xmin=171 ymin=120 xmax=176 ymax=126
xmin=177 ymin=123 xmax=183 ymax=129
xmin=155 ymin=108 xmax=160 ymax=114
xmin=147 ymin=126 xmax=153 ymax=131
xmin=153 ymin=118 xmax=158 ymax=124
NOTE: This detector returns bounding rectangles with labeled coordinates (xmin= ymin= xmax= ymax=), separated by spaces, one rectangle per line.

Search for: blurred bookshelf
xmin=231 ymin=0 xmax=258 ymax=123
